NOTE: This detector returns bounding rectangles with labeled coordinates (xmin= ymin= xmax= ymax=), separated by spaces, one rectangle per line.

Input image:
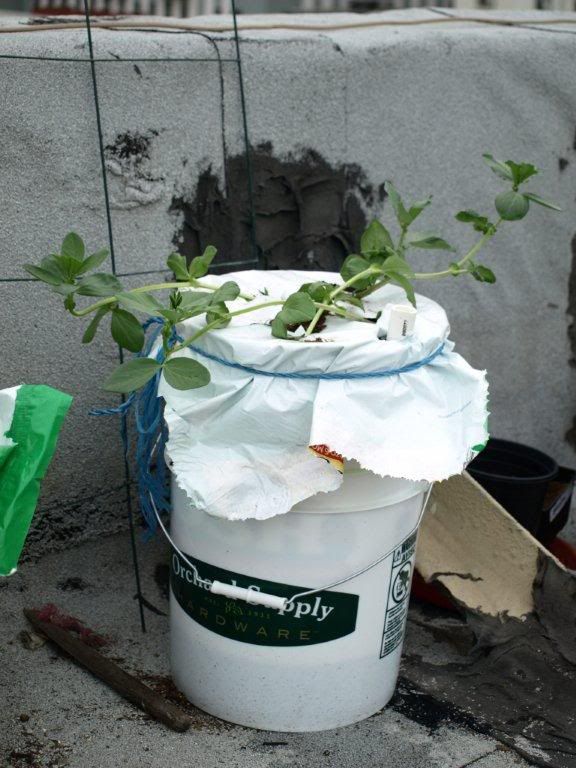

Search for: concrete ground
xmin=1 ymin=532 xmax=534 ymax=768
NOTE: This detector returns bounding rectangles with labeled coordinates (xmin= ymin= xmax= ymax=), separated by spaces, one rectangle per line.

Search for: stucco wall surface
xmin=1 ymin=9 xmax=575 ymax=555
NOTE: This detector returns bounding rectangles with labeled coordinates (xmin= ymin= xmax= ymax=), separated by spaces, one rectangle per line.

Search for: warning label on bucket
xmin=380 ymin=531 xmax=417 ymax=658
xmin=171 ymin=550 xmax=359 ymax=647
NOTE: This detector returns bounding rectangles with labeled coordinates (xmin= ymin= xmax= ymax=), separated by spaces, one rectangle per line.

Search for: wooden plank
xmin=24 ymin=609 xmax=191 ymax=733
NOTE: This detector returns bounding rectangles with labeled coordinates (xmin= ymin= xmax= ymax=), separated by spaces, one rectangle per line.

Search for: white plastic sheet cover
xmin=0 ymin=386 xmax=18 ymax=461
xmin=160 ymin=270 xmax=489 ymax=520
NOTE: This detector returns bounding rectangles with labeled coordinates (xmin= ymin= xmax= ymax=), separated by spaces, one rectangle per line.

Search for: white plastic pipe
xmin=210 ymin=580 xmax=288 ymax=611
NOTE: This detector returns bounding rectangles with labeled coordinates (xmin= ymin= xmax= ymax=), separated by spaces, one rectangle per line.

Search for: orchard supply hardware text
xmin=173 ymin=553 xmax=335 ymax=622
xmin=170 ymin=550 xmax=359 ymax=647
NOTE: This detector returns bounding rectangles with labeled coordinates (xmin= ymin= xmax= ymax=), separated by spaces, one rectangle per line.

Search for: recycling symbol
xmin=392 ymin=562 xmax=411 ymax=603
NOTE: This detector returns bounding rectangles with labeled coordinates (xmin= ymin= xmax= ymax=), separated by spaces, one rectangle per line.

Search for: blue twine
xmin=89 ymin=393 xmax=135 ymax=417
xmin=187 ymin=340 xmax=445 ymax=380
xmin=91 ymin=315 xmax=445 ymax=536
xmin=89 ymin=317 xmax=164 ymax=418
xmin=91 ymin=317 xmax=169 ymax=535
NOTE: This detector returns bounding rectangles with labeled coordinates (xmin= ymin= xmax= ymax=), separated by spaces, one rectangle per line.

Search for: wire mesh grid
xmin=0 ymin=0 xmax=260 ymax=630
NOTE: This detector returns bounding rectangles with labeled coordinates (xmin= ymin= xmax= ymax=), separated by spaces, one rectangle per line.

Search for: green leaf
xmin=23 ymin=264 xmax=62 ymax=286
xmin=167 ymin=252 xmax=190 ymax=281
xmin=495 ymin=190 xmax=529 ymax=221
xmin=159 ymin=309 xmax=183 ymax=323
xmin=156 ymin=290 xmax=213 ymax=321
xmin=455 ymin=210 xmax=493 ymax=234
xmin=523 ymin=193 xmax=562 ymax=211
xmin=77 ymin=273 xmax=123 ymax=297
xmin=505 ymin=161 xmax=538 ymax=187
xmin=211 ymin=281 xmax=240 ymax=304
xmin=103 ymin=358 xmax=161 ymax=393
xmin=470 ymin=264 xmax=496 ymax=284
xmin=300 ymin=281 xmax=336 ymax=303
xmin=483 ymin=153 xmax=514 ymax=181
xmin=179 ymin=291 xmax=212 ymax=315
xmin=54 ymin=253 xmax=85 ymax=281
xmin=40 ymin=256 xmax=68 ymax=282
xmin=117 ymin=291 xmax=163 ymax=315
xmin=206 ymin=302 xmax=231 ymax=328
xmin=163 ymin=357 xmax=211 ymax=390
xmin=340 ymin=254 xmax=371 ymax=283
xmin=405 ymin=197 xmax=432 ymax=227
xmin=386 ymin=181 xmax=410 ymax=228
xmin=82 ymin=306 xmax=110 ymax=343
xmin=380 ymin=253 xmax=414 ymax=277
xmin=455 ymin=210 xmax=483 ymax=223
xmin=404 ymin=232 xmax=455 ymax=251
xmin=387 ymin=272 xmax=416 ymax=307
xmin=52 ymin=283 xmax=77 ymax=296
xmin=360 ymin=220 xmax=394 ymax=255
xmin=170 ymin=290 xmax=183 ymax=310
xmin=63 ymin=294 xmax=76 ymax=312
xmin=61 ymin=232 xmax=85 ymax=262
xmin=111 ymin=308 xmax=145 ymax=353
xmin=278 ymin=291 xmax=317 ymax=326
xmin=189 ymin=245 xmax=217 ymax=279
xmin=339 ymin=293 xmax=364 ymax=310
xmin=78 ymin=249 xmax=109 ymax=275
xmin=271 ymin=316 xmax=288 ymax=339
xmin=386 ymin=183 xmax=431 ymax=228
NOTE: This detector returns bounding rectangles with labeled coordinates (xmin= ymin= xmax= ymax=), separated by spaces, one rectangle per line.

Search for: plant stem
xmin=414 ymin=222 xmax=500 ymax=281
xmin=195 ymin=279 xmax=253 ymax=301
xmin=71 ymin=282 xmax=189 ymax=317
xmin=169 ymin=296 xmax=371 ymax=353
xmin=169 ymin=301 xmax=284 ymax=354
xmin=305 ymin=266 xmax=381 ymax=336
xmin=397 ymin=227 xmax=408 ymax=251
xmin=413 ymin=267 xmax=467 ymax=280
xmin=304 ymin=307 xmax=325 ymax=337
xmin=328 ymin=266 xmax=380 ymax=302
xmin=71 ymin=279 xmax=252 ymax=318
xmin=316 ymin=303 xmax=372 ymax=323
xmin=71 ymin=297 xmax=116 ymax=317
xmin=356 ymin=276 xmax=391 ymax=299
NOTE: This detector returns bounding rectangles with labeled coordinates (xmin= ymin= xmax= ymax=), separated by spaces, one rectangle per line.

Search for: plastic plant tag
xmin=0 ymin=385 xmax=72 ymax=576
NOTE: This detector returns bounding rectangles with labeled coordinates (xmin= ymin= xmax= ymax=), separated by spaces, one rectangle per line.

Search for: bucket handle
xmin=151 ymin=496 xmax=290 ymax=610
xmin=150 ymin=485 xmax=433 ymax=612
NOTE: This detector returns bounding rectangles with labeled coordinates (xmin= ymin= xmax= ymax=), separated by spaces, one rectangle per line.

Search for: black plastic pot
xmin=468 ymin=438 xmax=559 ymax=535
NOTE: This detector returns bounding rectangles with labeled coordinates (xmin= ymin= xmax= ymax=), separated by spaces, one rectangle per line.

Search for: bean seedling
xmin=24 ymin=154 xmax=560 ymax=394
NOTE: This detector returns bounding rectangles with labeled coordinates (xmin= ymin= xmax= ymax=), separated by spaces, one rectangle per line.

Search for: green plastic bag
xmin=0 ymin=385 xmax=72 ymax=576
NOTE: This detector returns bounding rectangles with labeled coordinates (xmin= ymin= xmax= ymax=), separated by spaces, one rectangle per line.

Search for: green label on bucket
xmin=380 ymin=531 xmax=417 ymax=658
xmin=170 ymin=550 xmax=359 ymax=647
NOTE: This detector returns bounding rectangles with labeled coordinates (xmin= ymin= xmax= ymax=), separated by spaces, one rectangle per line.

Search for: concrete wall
xmin=1 ymin=9 xmax=575 ymax=556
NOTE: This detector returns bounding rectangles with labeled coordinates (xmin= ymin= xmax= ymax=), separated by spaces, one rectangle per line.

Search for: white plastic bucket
xmin=169 ymin=467 xmax=429 ymax=732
